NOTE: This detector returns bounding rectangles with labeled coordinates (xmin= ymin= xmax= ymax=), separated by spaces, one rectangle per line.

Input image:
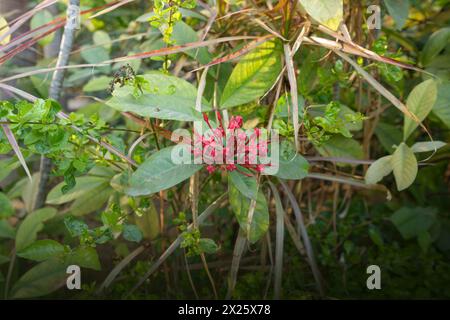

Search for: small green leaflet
xmin=123 ymin=224 xmax=143 ymax=243
xmin=220 ymin=40 xmax=282 ymax=108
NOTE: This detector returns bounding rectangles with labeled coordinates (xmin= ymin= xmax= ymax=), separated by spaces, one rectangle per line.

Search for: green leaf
xmin=93 ymin=30 xmax=112 ymax=52
xmin=229 ymin=184 xmax=269 ymax=244
xmin=198 ymin=238 xmax=219 ymax=254
xmin=299 ymin=0 xmax=343 ymax=30
xmin=47 ymin=176 xmax=111 ymax=205
xmin=390 ymin=207 xmax=437 ymax=239
xmin=17 ymin=240 xmax=65 ymax=262
xmin=315 ymin=135 xmax=364 ymax=166
xmin=127 ymin=146 xmax=203 ymax=196
xmin=64 ymin=216 xmax=88 ymax=237
xmin=273 ymin=153 xmax=309 ymax=180
xmin=11 ymin=258 xmax=67 ymax=299
xmin=421 ymin=27 xmax=450 ymax=67
xmin=69 ymin=183 xmax=112 ymax=216
xmin=0 ymin=192 xmax=14 ymax=219
xmin=411 ymin=141 xmax=446 ymax=153
xmin=392 ymin=142 xmax=418 ymax=191
xmin=66 ymin=246 xmax=101 ymax=271
xmin=432 ymin=82 xmax=450 ymax=128
xmin=404 ymin=79 xmax=438 ymax=140
xmin=30 ymin=10 xmax=54 ymax=46
xmin=383 ymin=0 xmax=410 ymax=30
xmin=82 ymin=76 xmax=111 ymax=92
xmin=0 ymin=220 xmax=15 ymax=239
xmin=123 ymin=224 xmax=143 ymax=243
xmin=106 ymin=72 xmax=205 ymax=121
xmin=220 ymin=40 xmax=282 ymax=108
xmin=228 ymin=168 xmax=258 ymax=200
xmin=81 ymin=46 xmax=110 ymax=64
xmin=365 ymin=155 xmax=393 ymax=185
xmin=15 ymin=208 xmax=57 ymax=252
xmin=171 ymin=21 xmax=211 ymax=64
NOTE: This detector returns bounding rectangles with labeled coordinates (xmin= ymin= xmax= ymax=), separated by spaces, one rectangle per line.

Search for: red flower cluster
xmin=193 ymin=112 xmax=269 ymax=176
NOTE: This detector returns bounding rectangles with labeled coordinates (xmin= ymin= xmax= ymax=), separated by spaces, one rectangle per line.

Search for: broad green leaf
xmin=15 ymin=208 xmax=57 ymax=252
xmin=69 ymin=183 xmax=112 ymax=216
xmin=11 ymin=258 xmax=67 ymax=299
xmin=421 ymin=27 xmax=450 ymax=67
xmin=22 ymin=172 xmax=41 ymax=213
xmin=432 ymin=82 xmax=450 ymax=128
xmin=171 ymin=21 xmax=211 ymax=64
xmin=30 ymin=10 xmax=54 ymax=46
xmin=123 ymin=224 xmax=143 ymax=243
xmin=390 ymin=207 xmax=437 ymax=239
xmin=81 ymin=45 xmax=110 ymax=64
xmin=47 ymin=176 xmax=111 ymax=205
xmin=66 ymin=246 xmax=101 ymax=271
xmin=404 ymin=79 xmax=438 ymax=140
xmin=273 ymin=153 xmax=309 ymax=180
xmin=0 ymin=220 xmax=15 ymax=239
xmin=392 ymin=142 xmax=418 ymax=191
xmin=17 ymin=240 xmax=65 ymax=262
xmin=82 ymin=76 xmax=110 ymax=92
xmin=228 ymin=168 xmax=258 ymax=200
xmin=0 ymin=15 xmax=11 ymax=45
xmin=315 ymin=136 xmax=364 ymax=166
xmin=127 ymin=146 xmax=203 ymax=196
xmin=107 ymin=72 xmax=205 ymax=120
xmin=299 ymin=0 xmax=343 ymax=31
xmin=411 ymin=141 xmax=446 ymax=153
xmin=383 ymin=0 xmax=410 ymax=30
xmin=365 ymin=155 xmax=393 ymax=185
xmin=220 ymin=40 xmax=282 ymax=108
xmin=229 ymin=184 xmax=269 ymax=244
xmin=0 ymin=192 xmax=14 ymax=219
xmin=93 ymin=30 xmax=112 ymax=52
